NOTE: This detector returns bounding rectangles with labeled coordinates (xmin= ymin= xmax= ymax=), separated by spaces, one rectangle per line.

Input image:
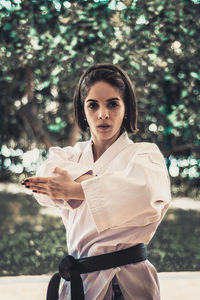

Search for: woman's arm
xmin=80 ymin=147 xmax=171 ymax=232
xmin=23 ymin=167 xmax=94 ymax=201
xmin=24 ymin=145 xmax=93 ymax=209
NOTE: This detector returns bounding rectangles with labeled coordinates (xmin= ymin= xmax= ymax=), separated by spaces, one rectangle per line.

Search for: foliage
xmin=148 ymin=208 xmax=200 ymax=272
xmin=0 ymin=191 xmax=66 ymax=276
xmin=0 ymin=0 xmax=200 ymax=196
xmin=0 ymin=192 xmax=200 ymax=275
xmin=0 ymin=192 xmax=40 ymax=232
xmin=0 ymin=229 xmax=66 ymax=276
xmin=0 ymin=191 xmax=64 ymax=233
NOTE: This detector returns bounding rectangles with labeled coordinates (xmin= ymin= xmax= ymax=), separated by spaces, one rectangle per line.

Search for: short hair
xmin=73 ymin=63 xmax=138 ymax=133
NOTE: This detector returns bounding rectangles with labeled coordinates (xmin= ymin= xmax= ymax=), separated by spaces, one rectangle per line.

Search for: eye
xmin=108 ymin=101 xmax=119 ymax=108
xmin=87 ymin=102 xmax=98 ymax=110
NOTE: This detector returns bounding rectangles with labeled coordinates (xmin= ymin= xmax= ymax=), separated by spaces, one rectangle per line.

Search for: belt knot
xmin=59 ymin=255 xmax=78 ymax=281
xmin=47 ymin=244 xmax=147 ymax=300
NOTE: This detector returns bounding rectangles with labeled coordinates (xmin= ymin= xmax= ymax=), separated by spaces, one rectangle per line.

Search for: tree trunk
xmin=22 ymin=65 xmax=55 ymax=150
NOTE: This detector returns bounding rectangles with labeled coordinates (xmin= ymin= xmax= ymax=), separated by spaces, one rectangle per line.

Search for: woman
xmin=23 ymin=64 xmax=171 ymax=300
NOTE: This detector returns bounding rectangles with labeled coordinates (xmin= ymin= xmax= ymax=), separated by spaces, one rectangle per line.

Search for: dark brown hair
xmin=73 ymin=63 xmax=138 ymax=133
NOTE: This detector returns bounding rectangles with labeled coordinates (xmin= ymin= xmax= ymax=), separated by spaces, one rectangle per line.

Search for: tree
xmin=0 ymin=0 xmax=200 ymax=197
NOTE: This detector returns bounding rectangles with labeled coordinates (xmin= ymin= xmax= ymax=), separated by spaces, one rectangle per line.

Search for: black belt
xmin=46 ymin=243 xmax=147 ymax=300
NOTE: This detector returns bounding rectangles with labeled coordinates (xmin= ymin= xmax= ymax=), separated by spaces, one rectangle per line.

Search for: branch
xmin=162 ymin=144 xmax=200 ymax=157
xmin=21 ymin=65 xmax=80 ymax=149
xmin=20 ymin=103 xmax=55 ymax=150
xmin=25 ymin=65 xmax=34 ymax=101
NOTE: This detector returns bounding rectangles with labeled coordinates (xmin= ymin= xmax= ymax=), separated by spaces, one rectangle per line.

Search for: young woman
xmin=23 ymin=64 xmax=171 ymax=300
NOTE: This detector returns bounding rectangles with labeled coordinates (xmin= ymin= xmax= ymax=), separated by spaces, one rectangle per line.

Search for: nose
xmin=98 ymin=108 xmax=109 ymax=120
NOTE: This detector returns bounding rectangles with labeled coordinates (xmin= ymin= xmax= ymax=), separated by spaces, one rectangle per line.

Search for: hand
xmin=22 ymin=167 xmax=81 ymax=200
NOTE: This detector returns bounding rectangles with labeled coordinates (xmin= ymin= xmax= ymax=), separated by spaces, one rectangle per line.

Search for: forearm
xmin=23 ymin=169 xmax=94 ymax=204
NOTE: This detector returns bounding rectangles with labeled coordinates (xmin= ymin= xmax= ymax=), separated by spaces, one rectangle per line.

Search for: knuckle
xmin=48 ymin=178 xmax=53 ymax=184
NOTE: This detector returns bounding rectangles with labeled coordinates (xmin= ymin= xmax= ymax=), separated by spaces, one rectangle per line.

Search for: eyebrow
xmin=85 ymin=97 xmax=121 ymax=103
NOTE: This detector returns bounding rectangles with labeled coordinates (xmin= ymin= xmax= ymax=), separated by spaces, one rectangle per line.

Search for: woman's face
xmin=84 ymin=81 xmax=125 ymax=145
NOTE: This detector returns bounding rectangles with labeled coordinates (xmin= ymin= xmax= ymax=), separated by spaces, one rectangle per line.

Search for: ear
xmin=84 ymin=117 xmax=88 ymax=126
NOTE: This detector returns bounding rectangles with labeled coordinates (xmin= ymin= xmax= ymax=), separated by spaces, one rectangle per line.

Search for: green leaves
xmin=0 ymin=0 xmax=200 ymax=196
xmin=48 ymin=121 xmax=66 ymax=132
xmin=181 ymin=90 xmax=188 ymax=99
xmin=3 ymin=23 xmax=12 ymax=30
xmin=190 ymin=72 xmax=200 ymax=80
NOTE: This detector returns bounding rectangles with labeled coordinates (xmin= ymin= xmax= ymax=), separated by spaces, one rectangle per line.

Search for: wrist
xmin=70 ymin=182 xmax=85 ymax=200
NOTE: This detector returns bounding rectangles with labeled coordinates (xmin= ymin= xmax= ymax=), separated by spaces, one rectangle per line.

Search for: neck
xmin=92 ymin=141 xmax=110 ymax=162
xmin=92 ymin=131 xmax=122 ymax=161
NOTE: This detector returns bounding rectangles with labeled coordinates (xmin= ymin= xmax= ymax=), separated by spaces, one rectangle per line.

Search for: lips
xmin=97 ymin=124 xmax=111 ymax=128
xmin=96 ymin=124 xmax=111 ymax=131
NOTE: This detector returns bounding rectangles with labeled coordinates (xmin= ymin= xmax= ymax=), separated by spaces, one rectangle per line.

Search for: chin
xmin=100 ymin=130 xmax=120 ymax=140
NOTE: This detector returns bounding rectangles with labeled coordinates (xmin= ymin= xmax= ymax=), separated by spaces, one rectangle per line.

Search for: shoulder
xmin=132 ymin=142 xmax=160 ymax=154
xmin=48 ymin=140 xmax=89 ymax=162
xmin=126 ymin=141 xmax=160 ymax=154
xmin=72 ymin=140 xmax=89 ymax=153
xmin=128 ymin=142 xmax=166 ymax=166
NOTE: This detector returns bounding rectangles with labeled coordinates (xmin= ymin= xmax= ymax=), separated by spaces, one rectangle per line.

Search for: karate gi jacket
xmin=34 ymin=132 xmax=171 ymax=300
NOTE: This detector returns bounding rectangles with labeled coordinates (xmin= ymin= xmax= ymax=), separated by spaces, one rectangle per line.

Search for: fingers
xmin=32 ymin=188 xmax=61 ymax=199
xmin=53 ymin=167 xmax=67 ymax=175
xmin=24 ymin=181 xmax=59 ymax=197
xmin=21 ymin=182 xmax=49 ymax=195
xmin=26 ymin=184 xmax=47 ymax=192
xmin=22 ymin=176 xmax=57 ymax=195
xmin=22 ymin=168 xmax=72 ymax=199
xmin=27 ymin=184 xmax=54 ymax=197
xmin=22 ymin=178 xmax=50 ymax=195
xmin=22 ymin=168 xmax=69 ymax=186
xmin=22 ymin=177 xmax=50 ymax=185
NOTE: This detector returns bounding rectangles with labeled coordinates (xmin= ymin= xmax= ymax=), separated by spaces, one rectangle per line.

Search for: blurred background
xmin=0 ymin=0 xmax=200 ymax=277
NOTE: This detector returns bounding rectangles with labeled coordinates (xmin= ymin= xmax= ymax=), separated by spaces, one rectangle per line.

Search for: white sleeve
xmin=81 ymin=144 xmax=171 ymax=233
xmin=34 ymin=146 xmax=92 ymax=210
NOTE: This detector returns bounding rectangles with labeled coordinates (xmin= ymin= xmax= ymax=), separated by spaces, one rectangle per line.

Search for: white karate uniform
xmin=34 ymin=132 xmax=171 ymax=300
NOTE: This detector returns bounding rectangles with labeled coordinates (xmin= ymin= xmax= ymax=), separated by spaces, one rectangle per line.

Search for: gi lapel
xmin=79 ymin=132 xmax=133 ymax=175
xmin=93 ymin=132 xmax=133 ymax=174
